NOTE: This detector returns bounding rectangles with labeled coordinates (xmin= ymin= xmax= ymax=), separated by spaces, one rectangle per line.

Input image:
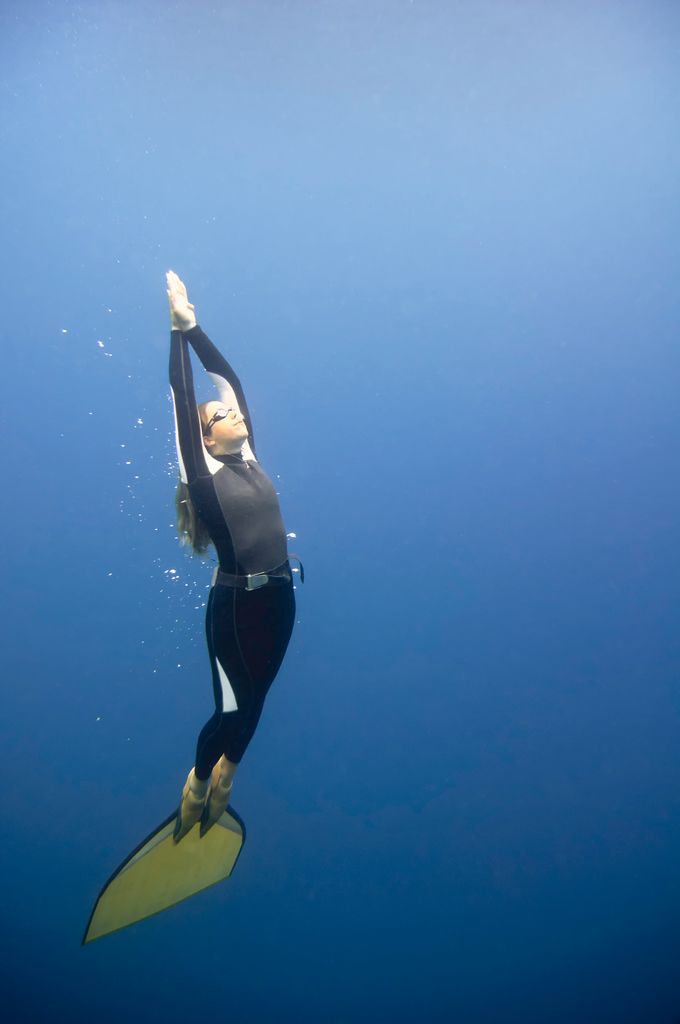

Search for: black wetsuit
xmin=169 ymin=325 xmax=295 ymax=778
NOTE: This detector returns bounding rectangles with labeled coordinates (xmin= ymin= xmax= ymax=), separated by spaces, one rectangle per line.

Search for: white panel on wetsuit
xmin=216 ymin=658 xmax=238 ymax=713
xmin=207 ymin=371 xmax=256 ymax=462
xmin=171 ymin=387 xmax=224 ymax=478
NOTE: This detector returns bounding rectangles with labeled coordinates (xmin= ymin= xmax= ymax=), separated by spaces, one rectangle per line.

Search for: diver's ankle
xmin=189 ymin=769 xmax=210 ymax=798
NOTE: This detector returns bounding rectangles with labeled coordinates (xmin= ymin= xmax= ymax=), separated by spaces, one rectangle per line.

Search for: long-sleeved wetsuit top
xmin=169 ymin=325 xmax=288 ymax=575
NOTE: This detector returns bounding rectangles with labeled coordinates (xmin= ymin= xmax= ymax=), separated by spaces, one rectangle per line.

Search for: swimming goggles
xmin=203 ymin=408 xmax=231 ymax=435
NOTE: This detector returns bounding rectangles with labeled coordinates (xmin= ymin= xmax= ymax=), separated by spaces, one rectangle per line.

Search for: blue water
xmin=2 ymin=2 xmax=680 ymax=1020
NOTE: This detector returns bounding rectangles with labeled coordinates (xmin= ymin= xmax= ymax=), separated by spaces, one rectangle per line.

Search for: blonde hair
xmin=175 ymin=480 xmax=212 ymax=554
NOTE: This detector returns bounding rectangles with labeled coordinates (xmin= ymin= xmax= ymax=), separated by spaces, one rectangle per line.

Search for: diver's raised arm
xmin=182 ymin=326 xmax=255 ymax=453
xmin=169 ymin=330 xmax=210 ymax=485
xmin=167 ymin=272 xmax=219 ymax=482
xmin=166 ymin=271 xmax=256 ymax=458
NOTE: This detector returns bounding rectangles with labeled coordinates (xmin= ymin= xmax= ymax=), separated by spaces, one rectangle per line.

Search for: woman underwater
xmin=166 ymin=270 xmax=297 ymax=842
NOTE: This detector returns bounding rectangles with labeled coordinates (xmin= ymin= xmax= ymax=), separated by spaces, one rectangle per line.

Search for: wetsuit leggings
xmin=194 ymin=577 xmax=296 ymax=779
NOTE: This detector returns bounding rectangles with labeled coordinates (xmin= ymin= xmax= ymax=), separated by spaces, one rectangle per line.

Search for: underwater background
xmin=2 ymin=1 xmax=680 ymax=1021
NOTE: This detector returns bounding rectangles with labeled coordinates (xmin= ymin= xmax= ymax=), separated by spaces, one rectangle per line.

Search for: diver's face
xmin=202 ymin=401 xmax=248 ymax=455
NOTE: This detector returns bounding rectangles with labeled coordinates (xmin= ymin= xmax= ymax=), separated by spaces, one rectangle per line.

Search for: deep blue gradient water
xmin=2 ymin=2 xmax=680 ymax=1021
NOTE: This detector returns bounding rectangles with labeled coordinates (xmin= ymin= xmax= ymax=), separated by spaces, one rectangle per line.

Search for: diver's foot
xmin=200 ymin=759 xmax=234 ymax=837
xmin=173 ymin=768 xmax=210 ymax=843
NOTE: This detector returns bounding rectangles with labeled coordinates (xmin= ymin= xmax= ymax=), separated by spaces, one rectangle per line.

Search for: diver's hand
xmin=166 ymin=270 xmax=197 ymax=331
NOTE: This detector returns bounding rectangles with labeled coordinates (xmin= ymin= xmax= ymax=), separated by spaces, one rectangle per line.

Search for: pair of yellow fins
xmin=82 ymin=805 xmax=245 ymax=945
